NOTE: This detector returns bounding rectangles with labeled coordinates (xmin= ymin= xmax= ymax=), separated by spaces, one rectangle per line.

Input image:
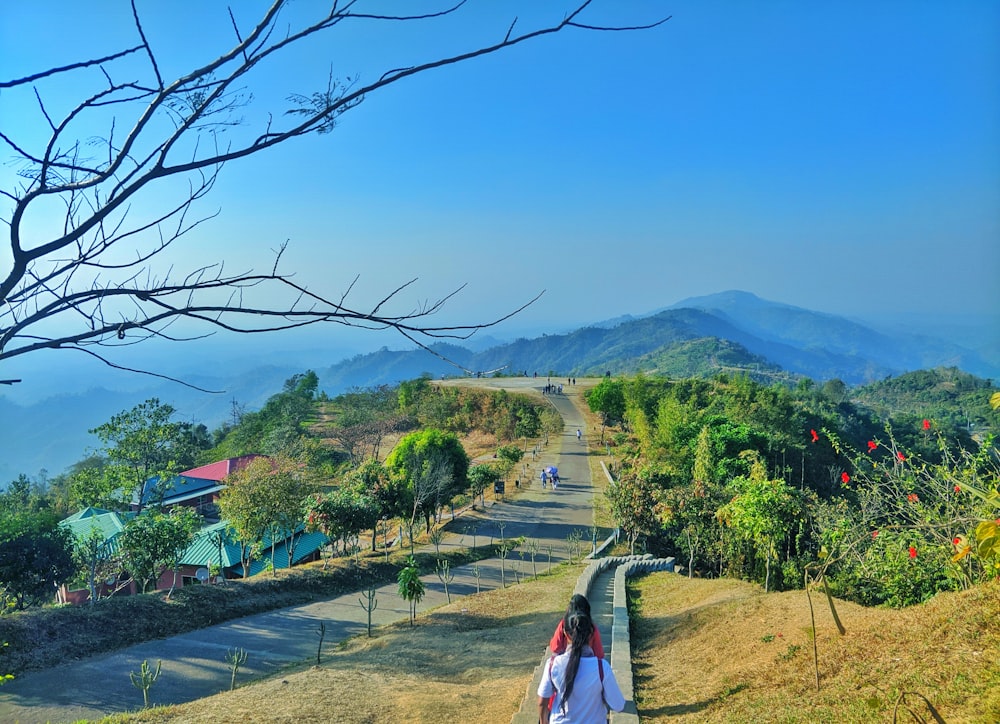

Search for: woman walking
xmin=538 ymin=612 xmax=624 ymax=723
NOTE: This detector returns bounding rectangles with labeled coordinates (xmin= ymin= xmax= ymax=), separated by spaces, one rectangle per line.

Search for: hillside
xmin=852 ymin=367 xmax=1000 ymax=433
xmin=80 ymin=567 xmax=1000 ymax=723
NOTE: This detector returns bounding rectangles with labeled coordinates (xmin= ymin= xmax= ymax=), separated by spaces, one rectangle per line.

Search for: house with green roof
xmin=57 ymin=507 xmax=136 ymax=604
xmin=57 ymin=464 xmax=332 ymax=604
xmin=180 ymin=520 xmax=329 ymax=580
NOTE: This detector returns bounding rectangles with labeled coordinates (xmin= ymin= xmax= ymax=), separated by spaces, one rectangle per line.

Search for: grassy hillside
xmin=630 ymin=572 xmax=1000 ymax=723
xmin=89 ymin=568 xmax=1000 ymax=723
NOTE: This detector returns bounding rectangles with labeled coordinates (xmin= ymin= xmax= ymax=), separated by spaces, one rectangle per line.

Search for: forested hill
xmin=315 ymin=295 xmax=999 ymax=388
xmin=852 ymin=367 xmax=998 ymax=433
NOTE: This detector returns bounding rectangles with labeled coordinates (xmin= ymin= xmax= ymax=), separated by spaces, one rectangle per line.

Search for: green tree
xmin=304 ymin=487 xmax=377 ymax=559
xmin=118 ymin=507 xmax=201 ymax=595
xmin=385 ymin=429 xmax=469 ymax=544
xmin=218 ymin=457 xmax=278 ymax=577
xmin=73 ymin=399 xmax=191 ymax=513
xmin=263 ymin=458 xmax=317 ymax=571
xmin=606 ymin=465 xmax=664 ymax=555
xmin=340 ymin=459 xmax=400 ymax=550
xmin=397 ymin=557 xmax=425 ymax=626
xmin=467 ymin=463 xmax=497 ymax=509
xmin=495 ymin=444 xmax=524 ymax=486
xmin=0 ymin=526 xmax=76 ymax=610
xmin=70 ymin=526 xmax=119 ymax=607
xmin=514 ymin=406 xmax=542 ymax=446
xmin=586 ymin=378 xmax=627 ymax=429
xmin=717 ymin=453 xmax=803 ymax=592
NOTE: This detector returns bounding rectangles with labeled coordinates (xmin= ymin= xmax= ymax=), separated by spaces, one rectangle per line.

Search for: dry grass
xmin=98 ymin=563 xmax=582 ymax=724
xmin=86 ymin=565 xmax=1000 ymax=724
xmin=629 ymin=573 xmax=1000 ymax=723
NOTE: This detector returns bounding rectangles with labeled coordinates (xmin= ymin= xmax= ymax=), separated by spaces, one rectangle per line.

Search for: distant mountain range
xmin=2 ymin=290 xmax=997 ymax=482
xmin=313 ymin=290 xmax=998 ymax=386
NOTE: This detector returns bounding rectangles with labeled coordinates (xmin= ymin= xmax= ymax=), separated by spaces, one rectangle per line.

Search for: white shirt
xmin=538 ymin=651 xmax=626 ymax=724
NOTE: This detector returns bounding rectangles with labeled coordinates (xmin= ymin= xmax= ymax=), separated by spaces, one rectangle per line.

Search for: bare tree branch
xmin=0 ymin=1 xmax=668 ymax=385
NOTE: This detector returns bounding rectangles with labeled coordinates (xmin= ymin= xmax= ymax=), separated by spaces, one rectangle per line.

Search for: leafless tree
xmin=0 ymin=1 xmax=668 ymax=387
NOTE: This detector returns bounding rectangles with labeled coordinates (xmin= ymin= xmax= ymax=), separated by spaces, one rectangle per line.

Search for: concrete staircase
xmin=510 ymin=554 xmax=675 ymax=723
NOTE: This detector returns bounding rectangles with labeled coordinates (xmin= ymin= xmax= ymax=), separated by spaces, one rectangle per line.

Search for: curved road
xmin=0 ymin=379 xmax=605 ymax=724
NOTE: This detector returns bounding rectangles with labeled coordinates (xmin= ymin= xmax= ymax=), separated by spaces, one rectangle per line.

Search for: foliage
xmin=118 ymin=508 xmax=202 ymax=595
xmin=385 ymin=429 xmax=469 ymax=537
xmin=852 ymin=367 xmax=999 ymax=438
xmin=0 ymin=526 xmax=76 ymax=611
xmin=70 ymin=525 xmax=121 ymax=607
xmin=586 ymin=378 xmax=627 ymax=426
xmin=217 ymin=455 xmax=314 ymax=577
xmin=467 ymin=463 xmax=498 ymax=508
xmin=814 ymin=431 xmax=999 ymax=605
xmin=601 ymin=370 xmax=999 ymax=602
xmin=716 ymin=453 xmax=804 ymax=592
xmin=209 ymin=372 xmax=333 ymax=466
xmin=304 ymin=487 xmax=378 ymax=559
xmin=396 ymin=557 xmax=425 ymax=626
xmin=606 ymin=465 xmax=664 ymax=555
xmin=72 ymin=399 xmax=198 ymax=512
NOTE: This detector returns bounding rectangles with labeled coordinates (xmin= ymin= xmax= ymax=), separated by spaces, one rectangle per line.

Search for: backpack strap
xmin=546 ymin=656 xmax=557 ymax=712
xmin=597 ymin=658 xmax=608 ymax=709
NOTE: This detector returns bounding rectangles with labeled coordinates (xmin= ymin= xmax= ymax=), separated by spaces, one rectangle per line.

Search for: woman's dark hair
xmin=560 ymin=611 xmax=595 ymax=713
xmin=563 ymin=594 xmax=591 ymax=626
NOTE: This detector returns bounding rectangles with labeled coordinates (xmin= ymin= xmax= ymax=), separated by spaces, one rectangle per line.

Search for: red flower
xmin=954 ymin=485 xmax=961 ymax=493
xmin=953 ymin=537 xmax=961 ymax=546
xmin=871 ymin=530 xmax=878 ymax=539
xmin=922 ymin=419 xmax=931 ymax=430
xmin=810 ymin=429 xmax=819 ymax=443
xmin=896 ymin=452 xmax=906 ymax=462
xmin=907 ymin=493 xmax=919 ymax=503
xmin=908 ymin=546 xmax=917 ymax=558
xmin=841 ymin=471 xmax=851 ymax=484
xmin=867 ymin=440 xmax=878 ymax=452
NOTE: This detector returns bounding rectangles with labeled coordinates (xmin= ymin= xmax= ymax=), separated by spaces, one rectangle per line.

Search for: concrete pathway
xmin=0 ymin=381 xmax=608 ymax=724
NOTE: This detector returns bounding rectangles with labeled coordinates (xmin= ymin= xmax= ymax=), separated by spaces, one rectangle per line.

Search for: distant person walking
xmin=576 ymin=428 xmax=582 ymax=441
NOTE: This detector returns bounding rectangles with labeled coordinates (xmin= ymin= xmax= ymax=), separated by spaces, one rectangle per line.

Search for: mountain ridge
xmin=2 ymin=290 xmax=997 ymax=481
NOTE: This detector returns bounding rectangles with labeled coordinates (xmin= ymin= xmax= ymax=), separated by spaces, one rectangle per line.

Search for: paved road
xmin=0 ymin=380 xmax=605 ymax=724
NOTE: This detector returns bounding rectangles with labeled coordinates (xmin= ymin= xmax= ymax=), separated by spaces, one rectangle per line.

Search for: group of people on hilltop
xmin=538 ymin=594 xmax=625 ymax=723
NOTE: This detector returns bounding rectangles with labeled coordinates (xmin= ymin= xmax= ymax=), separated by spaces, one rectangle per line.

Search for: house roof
xmin=246 ymin=529 xmax=329 ymax=577
xmin=180 ymin=455 xmax=266 ymax=482
xmin=60 ymin=507 xmax=328 ymax=579
xmin=180 ymin=521 xmax=329 ymax=576
xmin=181 ymin=520 xmax=244 ymax=568
xmin=59 ymin=507 xmax=133 ymax=553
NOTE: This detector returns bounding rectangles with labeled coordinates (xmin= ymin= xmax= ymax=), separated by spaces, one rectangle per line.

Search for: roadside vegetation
xmin=586 ymin=369 xmax=1000 ymax=607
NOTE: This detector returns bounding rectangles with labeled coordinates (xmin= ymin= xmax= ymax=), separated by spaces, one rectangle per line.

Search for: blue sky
xmin=2 ymin=0 xmax=998 ymax=359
